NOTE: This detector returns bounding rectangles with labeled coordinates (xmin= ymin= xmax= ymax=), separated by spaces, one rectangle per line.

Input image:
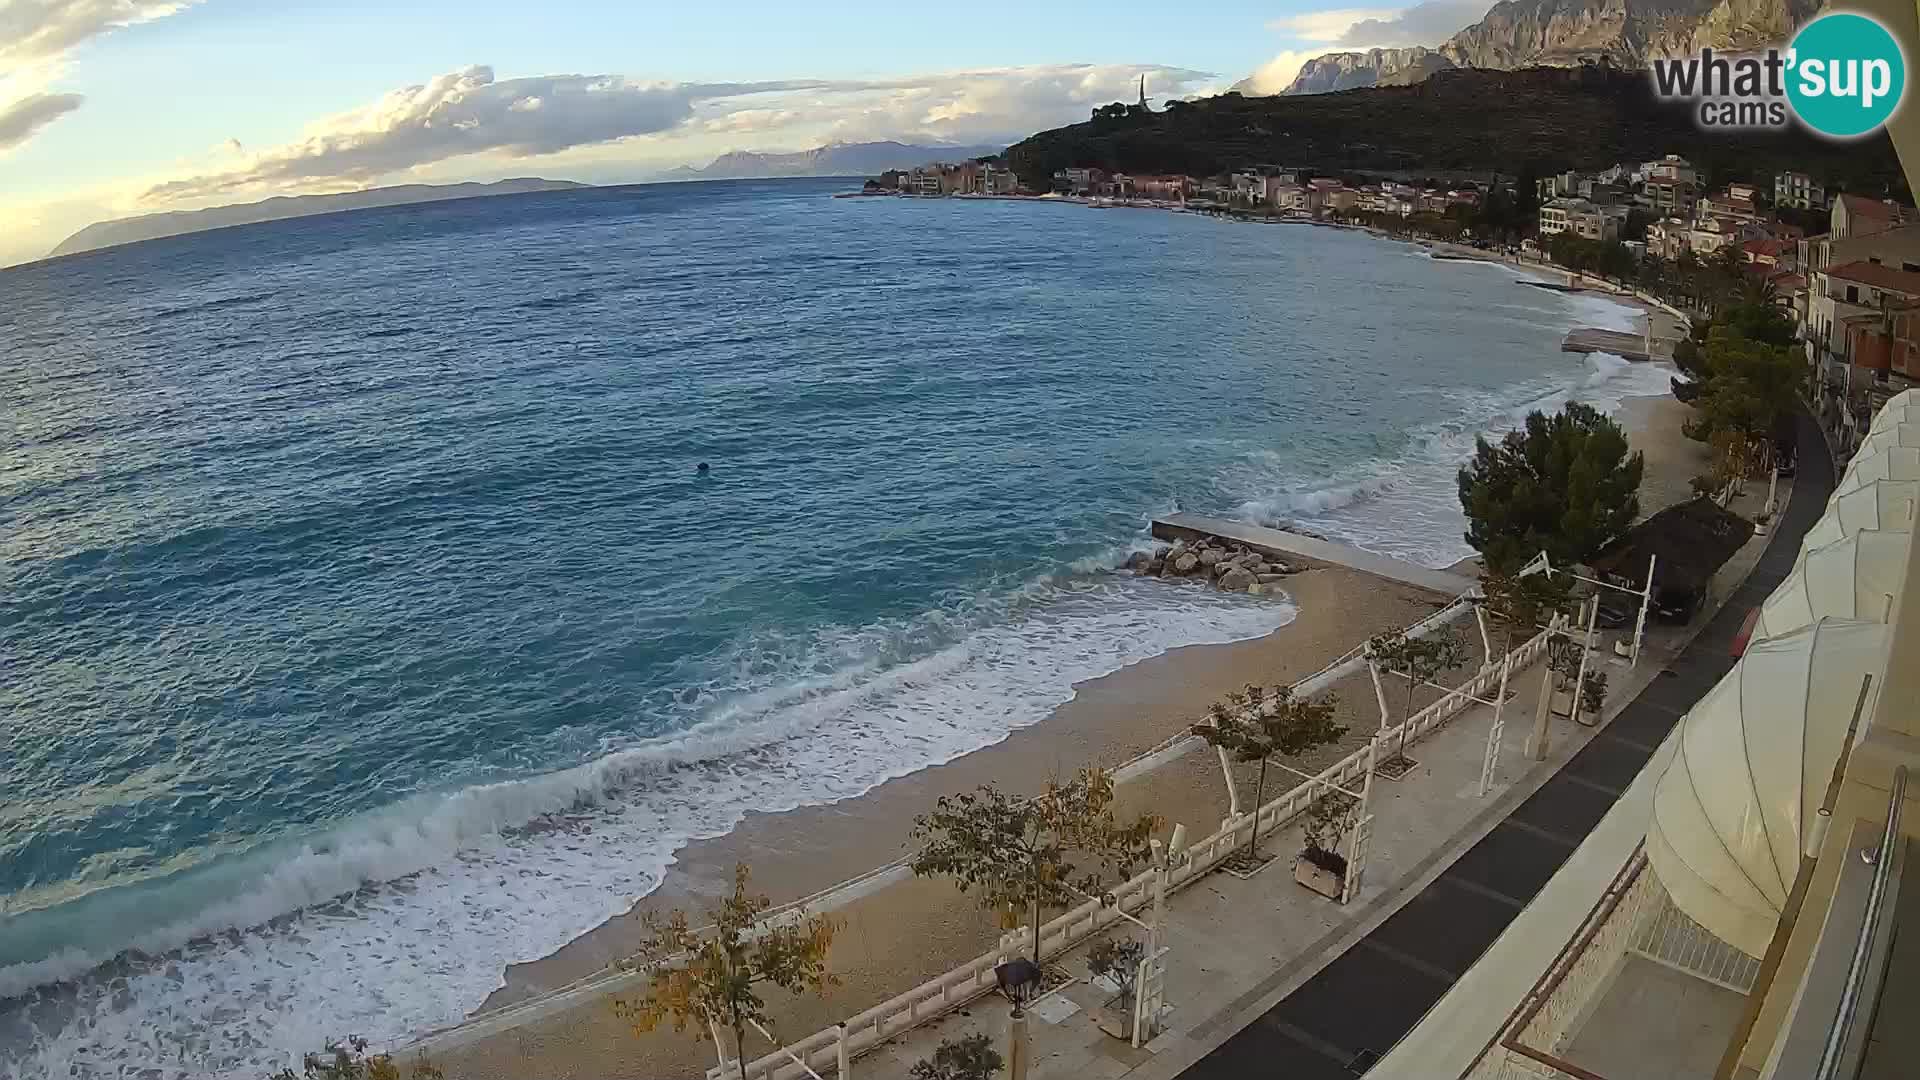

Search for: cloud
xmin=0 ymin=0 xmax=192 ymax=75
xmin=1236 ymin=0 xmax=1487 ymax=94
xmin=1327 ymin=0 xmax=1486 ymax=46
xmin=142 ymin=63 xmax=1215 ymax=204
xmin=0 ymin=1 xmax=197 ymax=150
xmin=0 ymin=89 xmax=80 ymax=149
xmin=1265 ymin=8 xmax=1402 ymax=42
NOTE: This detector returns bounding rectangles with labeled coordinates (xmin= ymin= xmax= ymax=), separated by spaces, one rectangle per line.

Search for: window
xmin=1849 ymin=285 xmax=1860 ymax=303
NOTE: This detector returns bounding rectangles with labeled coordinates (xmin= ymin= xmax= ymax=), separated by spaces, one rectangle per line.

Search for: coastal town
xmin=868 ymin=152 xmax=1917 ymax=460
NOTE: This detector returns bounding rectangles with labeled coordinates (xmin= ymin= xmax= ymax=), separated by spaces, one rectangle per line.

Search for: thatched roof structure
xmin=1592 ymin=497 xmax=1755 ymax=599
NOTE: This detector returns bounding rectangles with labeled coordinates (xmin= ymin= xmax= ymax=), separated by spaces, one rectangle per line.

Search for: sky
xmin=0 ymin=0 xmax=1490 ymax=266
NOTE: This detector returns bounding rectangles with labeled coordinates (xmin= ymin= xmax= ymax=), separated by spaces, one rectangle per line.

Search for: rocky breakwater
xmin=1123 ymin=536 xmax=1299 ymax=595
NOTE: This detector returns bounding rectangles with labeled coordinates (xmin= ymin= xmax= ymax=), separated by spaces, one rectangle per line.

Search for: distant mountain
xmin=659 ymin=141 xmax=1009 ymax=181
xmin=49 ymin=178 xmax=588 ymax=259
xmin=1280 ymin=48 xmax=1457 ymax=95
xmin=1280 ymin=0 xmax=1823 ymax=94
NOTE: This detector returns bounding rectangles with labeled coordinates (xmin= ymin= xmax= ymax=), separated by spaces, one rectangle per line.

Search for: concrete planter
xmin=1294 ymin=854 xmax=1345 ymax=900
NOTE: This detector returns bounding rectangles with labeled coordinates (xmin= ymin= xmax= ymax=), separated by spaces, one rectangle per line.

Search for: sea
xmin=0 ymin=177 xmax=1670 ymax=1078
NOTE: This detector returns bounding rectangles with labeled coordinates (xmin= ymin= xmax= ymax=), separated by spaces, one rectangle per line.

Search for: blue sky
xmin=0 ymin=0 xmax=1489 ymax=265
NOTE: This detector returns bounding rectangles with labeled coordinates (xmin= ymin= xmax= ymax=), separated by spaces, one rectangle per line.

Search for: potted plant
xmin=1578 ymin=669 xmax=1609 ymax=727
xmin=1085 ymin=938 xmax=1148 ymax=1040
xmin=1546 ymin=632 xmax=1581 ymax=720
xmin=1295 ymin=790 xmax=1358 ymax=900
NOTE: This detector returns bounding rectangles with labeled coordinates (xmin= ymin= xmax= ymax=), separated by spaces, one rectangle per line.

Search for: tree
xmin=1087 ymin=937 xmax=1149 ymax=1019
xmin=1191 ymin=684 xmax=1345 ymax=859
xmin=910 ymin=768 xmax=1158 ymax=966
xmin=269 ymin=1040 xmax=442 ymax=1080
xmin=1301 ymin=790 xmax=1358 ymax=869
xmin=1478 ymin=567 xmax=1572 ymax=654
xmin=911 ymin=1033 xmax=1004 ymax=1080
xmin=1457 ymin=402 xmax=1644 ymax=573
xmin=1367 ymin=628 xmax=1471 ymax=767
xmin=614 ymin=863 xmax=839 ymax=1073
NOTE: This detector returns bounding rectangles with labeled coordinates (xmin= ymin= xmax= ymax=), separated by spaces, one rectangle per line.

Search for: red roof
xmin=1742 ymin=238 xmax=1789 ymax=257
xmin=1839 ymin=193 xmax=1901 ymax=220
xmin=1827 ymin=260 xmax=1920 ymax=295
xmin=1769 ymin=271 xmax=1807 ymax=290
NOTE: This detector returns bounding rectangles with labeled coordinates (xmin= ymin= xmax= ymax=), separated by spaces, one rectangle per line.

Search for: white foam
xmin=0 ymin=579 xmax=1292 ymax=1080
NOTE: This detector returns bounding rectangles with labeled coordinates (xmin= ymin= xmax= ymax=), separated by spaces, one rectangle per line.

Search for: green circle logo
xmin=1787 ymin=13 xmax=1906 ymax=138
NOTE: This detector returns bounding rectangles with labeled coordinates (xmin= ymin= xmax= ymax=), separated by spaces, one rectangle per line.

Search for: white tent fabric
xmin=1756 ymin=530 xmax=1912 ymax=640
xmin=1870 ymin=390 xmax=1920 ymax=431
xmin=1854 ymin=423 xmax=1920 ymax=460
xmin=1647 ymin=619 xmax=1889 ymax=957
xmin=1796 ymin=480 xmax=1920 ymax=556
xmin=1837 ymin=445 xmax=1920 ymax=494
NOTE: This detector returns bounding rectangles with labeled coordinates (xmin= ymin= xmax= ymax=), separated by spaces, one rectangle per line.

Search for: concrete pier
xmin=1150 ymin=512 xmax=1476 ymax=597
xmin=1562 ymin=327 xmax=1675 ymax=363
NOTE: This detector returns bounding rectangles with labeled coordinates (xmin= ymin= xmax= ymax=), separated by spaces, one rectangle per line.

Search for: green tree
xmin=1682 ymin=326 xmax=1799 ymax=443
xmin=1191 ymin=685 xmax=1345 ymax=859
xmin=613 ymin=863 xmax=840 ymax=1071
xmin=1457 ymin=402 xmax=1645 ymax=573
xmin=911 ymin=1033 xmax=1004 ymax=1080
xmin=1367 ymin=628 xmax=1472 ymax=766
xmin=1478 ymin=568 xmax=1573 ymax=654
xmin=269 ymin=1040 xmax=442 ymax=1080
xmin=910 ymin=768 xmax=1158 ymax=966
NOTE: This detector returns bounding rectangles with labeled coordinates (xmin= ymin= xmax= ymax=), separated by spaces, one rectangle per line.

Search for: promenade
xmin=853 ymin=413 xmax=1827 ymax=1080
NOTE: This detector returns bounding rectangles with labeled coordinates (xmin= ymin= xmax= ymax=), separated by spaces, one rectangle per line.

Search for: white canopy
xmin=1797 ymin=480 xmax=1920 ymax=555
xmin=1870 ymin=390 xmax=1920 ymax=431
xmin=1837 ymin=445 xmax=1920 ymax=494
xmin=1853 ymin=423 xmax=1920 ymax=459
xmin=1756 ymin=530 xmax=1912 ymax=640
xmin=1647 ymin=619 xmax=1889 ymax=957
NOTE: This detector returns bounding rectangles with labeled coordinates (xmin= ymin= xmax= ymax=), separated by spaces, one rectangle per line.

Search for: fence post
xmin=836 ymin=1023 xmax=850 ymax=1079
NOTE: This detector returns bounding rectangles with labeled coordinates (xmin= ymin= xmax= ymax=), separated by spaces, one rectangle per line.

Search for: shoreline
xmin=436 ymin=381 xmax=1703 ymax=1080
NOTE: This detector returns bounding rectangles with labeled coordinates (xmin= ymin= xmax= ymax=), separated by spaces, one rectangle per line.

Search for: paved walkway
xmin=853 ymin=413 xmax=1828 ymax=1080
xmin=1175 ymin=410 xmax=1833 ymax=1079
xmin=1150 ymin=513 xmax=1477 ymax=597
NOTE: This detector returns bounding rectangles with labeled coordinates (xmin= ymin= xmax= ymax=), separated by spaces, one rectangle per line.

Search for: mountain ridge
xmin=1281 ymin=0 xmax=1822 ymax=94
xmin=49 ymin=178 xmax=588 ymax=259
xmin=658 ymin=140 xmax=1009 ymax=181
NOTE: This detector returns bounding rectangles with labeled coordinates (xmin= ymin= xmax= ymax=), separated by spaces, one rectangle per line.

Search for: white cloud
xmin=141 ymin=62 xmax=1215 ymax=204
xmin=0 ymin=0 xmax=199 ymax=148
xmin=1237 ymin=0 xmax=1486 ymax=94
xmin=0 ymin=87 xmax=77 ymax=148
xmin=1265 ymin=8 xmax=1402 ymax=41
xmin=1328 ymin=0 xmax=1486 ymax=46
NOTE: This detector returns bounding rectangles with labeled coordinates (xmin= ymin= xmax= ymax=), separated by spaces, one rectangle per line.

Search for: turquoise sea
xmin=0 ymin=178 xmax=1665 ymax=1077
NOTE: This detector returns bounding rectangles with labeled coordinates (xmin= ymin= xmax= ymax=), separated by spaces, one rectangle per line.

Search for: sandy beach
xmin=429 ymin=300 xmax=1707 ymax=1080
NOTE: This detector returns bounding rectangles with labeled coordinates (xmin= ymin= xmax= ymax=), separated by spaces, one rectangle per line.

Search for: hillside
xmin=50 ymin=178 xmax=587 ymax=259
xmin=1007 ymin=66 xmax=1907 ymax=195
xmin=658 ymin=141 xmax=1008 ymax=181
xmin=1283 ymin=0 xmax=1822 ymax=93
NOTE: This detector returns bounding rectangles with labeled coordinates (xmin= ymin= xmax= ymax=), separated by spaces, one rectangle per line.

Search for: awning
xmin=1854 ymin=422 xmax=1920 ymax=460
xmin=1756 ymin=530 xmax=1912 ymax=640
xmin=1870 ymin=389 xmax=1919 ymax=431
xmin=1647 ymin=619 xmax=1890 ymax=957
xmin=1796 ymin=480 xmax=1920 ymax=555
xmin=1837 ymin=445 xmax=1920 ymax=495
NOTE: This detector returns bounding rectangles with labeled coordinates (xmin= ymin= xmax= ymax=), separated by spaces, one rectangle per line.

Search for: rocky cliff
xmin=1283 ymin=48 xmax=1457 ymax=95
xmin=1283 ymin=0 xmax=1820 ymax=94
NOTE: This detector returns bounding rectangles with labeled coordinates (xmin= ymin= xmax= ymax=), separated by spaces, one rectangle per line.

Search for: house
xmin=1775 ymin=171 xmax=1827 ymax=210
xmin=1700 ymin=187 xmax=1761 ymax=224
xmin=1053 ymin=167 xmax=1104 ymax=194
xmin=977 ymin=161 xmax=1019 ymax=195
xmin=1539 ymin=198 xmax=1619 ymax=241
xmin=1648 ymin=217 xmax=1691 ymax=260
xmin=1832 ymin=193 xmax=1909 ymax=239
xmin=1742 ymin=237 xmax=1795 ymax=271
xmin=910 ymin=168 xmax=944 ymax=196
xmin=1133 ymin=175 xmax=1191 ymax=201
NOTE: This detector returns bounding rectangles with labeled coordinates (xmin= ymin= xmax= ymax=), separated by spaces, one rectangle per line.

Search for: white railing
xmin=720 ymin=624 xmax=1553 ymax=1080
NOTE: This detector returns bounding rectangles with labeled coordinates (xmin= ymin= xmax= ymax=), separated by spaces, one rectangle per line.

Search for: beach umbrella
xmin=1837 ymin=445 xmax=1920 ymax=495
xmin=1756 ymin=529 xmax=1911 ymax=641
xmin=1797 ymin=479 xmax=1919 ymax=556
xmin=1646 ymin=618 xmax=1889 ymax=957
